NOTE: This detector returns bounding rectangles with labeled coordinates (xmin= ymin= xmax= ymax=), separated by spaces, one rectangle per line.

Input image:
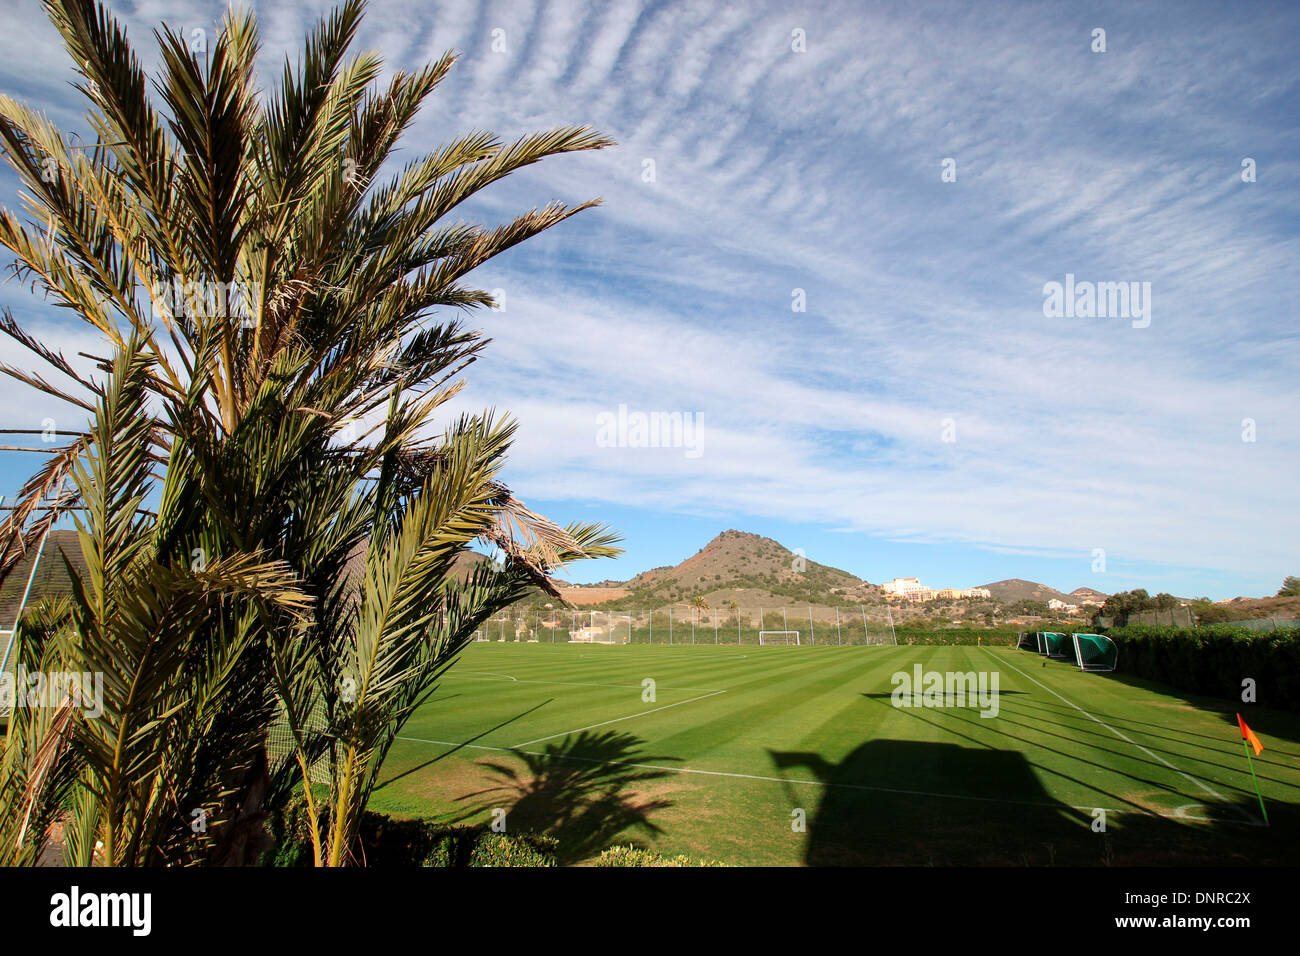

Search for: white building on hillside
xmin=882 ymin=577 xmax=930 ymax=598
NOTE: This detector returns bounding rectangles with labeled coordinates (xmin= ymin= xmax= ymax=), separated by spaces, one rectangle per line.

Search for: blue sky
xmin=0 ymin=0 xmax=1297 ymax=599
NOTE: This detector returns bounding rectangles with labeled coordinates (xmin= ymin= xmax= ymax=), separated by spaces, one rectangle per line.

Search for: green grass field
xmin=370 ymin=642 xmax=1300 ymax=865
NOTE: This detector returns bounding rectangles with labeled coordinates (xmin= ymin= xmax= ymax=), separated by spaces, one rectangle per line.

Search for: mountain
xmin=978 ymin=578 xmax=1074 ymax=604
xmin=564 ymin=530 xmax=875 ymax=609
xmin=977 ymin=579 xmax=1114 ymax=605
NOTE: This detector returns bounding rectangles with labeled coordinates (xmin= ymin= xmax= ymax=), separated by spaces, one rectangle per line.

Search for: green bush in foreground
xmin=592 ymin=845 xmax=725 ymax=867
xmin=266 ymin=798 xmax=557 ymax=867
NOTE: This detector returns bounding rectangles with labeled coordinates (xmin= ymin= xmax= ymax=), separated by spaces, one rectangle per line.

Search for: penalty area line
xmin=441 ymin=674 xmax=727 ymax=693
xmin=987 ymin=648 xmax=1256 ymax=823
xmin=509 ymin=689 xmax=728 ymax=748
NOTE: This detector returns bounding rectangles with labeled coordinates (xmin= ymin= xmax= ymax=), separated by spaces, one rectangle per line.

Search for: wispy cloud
xmin=1 ymin=0 xmax=1297 ymax=596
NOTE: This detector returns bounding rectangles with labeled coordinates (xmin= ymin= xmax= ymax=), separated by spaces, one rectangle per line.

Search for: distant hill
xmin=977 ymin=579 xmax=1114 ymax=606
xmin=563 ymin=530 xmax=876 ymax=610
xmin=978 ymin=578 xmax=1074 ymax=604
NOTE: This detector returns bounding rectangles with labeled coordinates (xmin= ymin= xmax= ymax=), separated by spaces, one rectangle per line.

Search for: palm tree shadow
xmin=454 ymin=730 xmax=679 ymax=864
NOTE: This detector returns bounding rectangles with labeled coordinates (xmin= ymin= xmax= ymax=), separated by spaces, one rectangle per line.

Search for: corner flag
xmin=1237 ymin=713 xmax=1263 ymax=755
xmin=1236 ymin=714 xmax=1267 ymax=824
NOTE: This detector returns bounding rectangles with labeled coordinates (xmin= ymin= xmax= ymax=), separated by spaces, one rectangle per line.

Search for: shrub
xmin=892 ymin=628 xmax=1020 ymax=646
xmin=465 ymin=833 xmax=558 ymax=868
xmin=1106 ymin=625 xmax=1300 ymax=711
xmin=265 ymin=797 xmax=559 ymax=867
xmin=593 ymin=845 xmax=725 ymax=867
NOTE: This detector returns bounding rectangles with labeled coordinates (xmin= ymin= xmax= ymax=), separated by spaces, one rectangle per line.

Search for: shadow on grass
xmin=1049 ymin=670 xmax=1300 ymax=750
xmin=373 ymin=699 xmax=555 ymax=793
xmin=769 ymin=736 xmax=1292 ymax=866
xmin=454 ymin=730 xmax=679 ymax=864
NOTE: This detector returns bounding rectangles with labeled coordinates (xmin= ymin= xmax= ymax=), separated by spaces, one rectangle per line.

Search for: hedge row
xmin=893 ymin=628 xmax=1020 ymax=646
xmin=1105 ymin=624 xmax=1300 ymax=711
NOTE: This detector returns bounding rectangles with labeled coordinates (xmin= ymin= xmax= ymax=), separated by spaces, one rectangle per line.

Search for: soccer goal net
xmin=1044 ymin=632 xmax=1075 ymax=660
xmin=759 ymin=630 xmax=800 ymax=645
xmin=1016 ymin=632 xmax=1038 ymax=651
xmin=1072 ymin=633 xmax=1118 ymax=672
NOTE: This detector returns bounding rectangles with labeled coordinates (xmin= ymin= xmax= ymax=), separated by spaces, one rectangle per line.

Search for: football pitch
xmin=370 ymin=643 xmax=1300 ymax=865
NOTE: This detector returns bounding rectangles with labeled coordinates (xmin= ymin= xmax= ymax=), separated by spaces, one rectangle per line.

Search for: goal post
xmin=759 ymin=630 xmax=800 ymax=646
xmin=1072 ymin=633 xmax=1118 ymax=672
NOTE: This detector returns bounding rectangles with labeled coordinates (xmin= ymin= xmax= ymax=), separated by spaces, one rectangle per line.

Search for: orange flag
xmin=1237 ymin=714 xmax=1263 ymax=755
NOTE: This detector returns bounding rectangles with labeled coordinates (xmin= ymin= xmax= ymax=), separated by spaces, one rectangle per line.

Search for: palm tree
xmin=0 ymin=0 xmax=618 ymax=866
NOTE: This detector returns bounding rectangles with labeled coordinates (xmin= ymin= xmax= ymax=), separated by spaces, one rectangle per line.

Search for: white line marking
xmin=459 ymin=671 xmax=517 ymax=682
xmin=988 ymin=648 xmax=1256 ymax=822
xmin=509 ymin=690 xmax=728 ymax=748
xmin=443 ymin=674 xmax=726 ymax=693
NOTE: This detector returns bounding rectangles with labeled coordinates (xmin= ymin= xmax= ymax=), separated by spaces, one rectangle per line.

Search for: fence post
xmin=861 ymin=605 xmax=868 ymax=645
xmin=836 ymin=606 xmax=842 ymax=645
xmin=809 ymin=606 xmax=815 ymax=645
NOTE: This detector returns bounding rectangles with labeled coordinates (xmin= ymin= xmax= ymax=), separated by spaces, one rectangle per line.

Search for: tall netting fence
xmin=472 ymin=605 xmax=902 ymax=646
